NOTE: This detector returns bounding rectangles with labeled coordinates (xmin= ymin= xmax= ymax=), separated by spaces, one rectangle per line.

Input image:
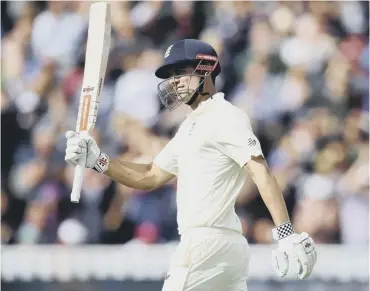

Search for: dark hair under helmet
xmin=155 ymin=39 xmax=221 ymax=110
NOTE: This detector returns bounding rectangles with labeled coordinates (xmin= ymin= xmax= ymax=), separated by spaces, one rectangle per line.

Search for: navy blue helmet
xmin=155 ymin=39 xmax=221 ymax=110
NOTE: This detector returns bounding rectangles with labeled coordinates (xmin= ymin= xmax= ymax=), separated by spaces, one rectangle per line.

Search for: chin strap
xmin=185 ymin=76 xmax=210 ymax=105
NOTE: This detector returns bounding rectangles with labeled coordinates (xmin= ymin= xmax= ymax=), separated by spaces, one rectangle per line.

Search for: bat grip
xmin=70 ymin=142 xmax=87 ymax=203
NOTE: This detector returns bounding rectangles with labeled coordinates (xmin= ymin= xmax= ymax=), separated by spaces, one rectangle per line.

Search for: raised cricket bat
xmin=70 ymin=2 xmax=111 ymax=203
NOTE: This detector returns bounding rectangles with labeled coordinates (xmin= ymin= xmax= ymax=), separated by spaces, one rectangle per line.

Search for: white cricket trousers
xmin=162 ymin=227 xmax=250 ymax=291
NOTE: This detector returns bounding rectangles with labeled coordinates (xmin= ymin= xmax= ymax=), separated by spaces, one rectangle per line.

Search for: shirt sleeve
xmin=212 ymin=110 xmax=264 ymax=167
xmin=153 ymin=136 xmax=179 ymax=175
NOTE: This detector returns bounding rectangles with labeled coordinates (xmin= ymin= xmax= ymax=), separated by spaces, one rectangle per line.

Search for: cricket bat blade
xmin=70 ymin=2 xmax=111 ymax=203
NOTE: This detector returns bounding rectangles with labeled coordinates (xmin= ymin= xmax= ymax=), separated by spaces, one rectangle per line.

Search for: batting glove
xmin=271 ymin=222 xmax=317 ymax=280
xmin=65 ymin=131 xmax=110 ymax=173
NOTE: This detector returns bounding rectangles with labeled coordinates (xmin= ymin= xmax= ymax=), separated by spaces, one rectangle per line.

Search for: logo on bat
xmin=83 ymin=86 xmax=94 ymax=93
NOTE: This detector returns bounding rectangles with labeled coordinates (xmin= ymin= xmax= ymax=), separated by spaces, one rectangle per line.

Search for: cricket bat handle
xmin=70 ymin=152 xmax=87 ymax=203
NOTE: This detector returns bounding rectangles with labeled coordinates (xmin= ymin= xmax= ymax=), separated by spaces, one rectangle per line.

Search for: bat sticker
xmin=83 ymin=86 xmax=94 ymax=93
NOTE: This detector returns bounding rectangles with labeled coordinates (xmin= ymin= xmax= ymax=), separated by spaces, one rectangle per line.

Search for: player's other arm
xmin=65 ymin=131 xmax=175 ymax=191
xmin=214 ymin=111 xmax=290 ymax=225
xmin=243 ymin=153 xmax=317 ymax=280
xmin=243 ymin=156 xmax=290 ymax=226
xmin=215 ymin=111 xmax=317 ymax=280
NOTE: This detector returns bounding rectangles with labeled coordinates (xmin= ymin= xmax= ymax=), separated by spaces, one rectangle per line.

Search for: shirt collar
xmin=186 ymin=92 xmax=225 ymax=119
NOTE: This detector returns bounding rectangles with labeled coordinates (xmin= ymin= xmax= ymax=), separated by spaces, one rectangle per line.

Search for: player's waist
xmin=177 ymin=207 xmax=242 ymax=235
xmin=180 ymin=226 xmax=243 ymax=240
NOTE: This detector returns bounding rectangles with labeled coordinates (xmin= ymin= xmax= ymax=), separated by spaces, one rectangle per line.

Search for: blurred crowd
xmin=1 ymin=1 xmax=369 ymax=246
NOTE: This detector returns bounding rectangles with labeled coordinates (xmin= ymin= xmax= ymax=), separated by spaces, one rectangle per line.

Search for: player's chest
xmin=176 ymin=119 xmax=217 ymax=159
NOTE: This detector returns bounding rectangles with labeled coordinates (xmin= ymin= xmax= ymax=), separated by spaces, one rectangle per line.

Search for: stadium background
xmin=1 ymin=1 xmax=369 ymax=291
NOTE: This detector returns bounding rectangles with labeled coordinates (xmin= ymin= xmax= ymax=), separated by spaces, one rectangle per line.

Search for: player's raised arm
xmin=106 ymin=159 xmax=174 ymax=191
xmin=64 ymin=131 xmax=175 ymax=191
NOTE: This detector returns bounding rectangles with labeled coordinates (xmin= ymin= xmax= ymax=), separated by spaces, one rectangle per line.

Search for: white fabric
xmin=162 ymin=266 xmax=188 ymax=291
xmin=163 ymin=227 xmax=249 ymax=291
xmin=154 ymin=93 xmax=264 ymax=235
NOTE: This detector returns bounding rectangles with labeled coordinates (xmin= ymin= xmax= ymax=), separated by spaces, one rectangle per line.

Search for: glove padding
xmin=65 ymin=131 xmax=101 ymax=168
xmin=272 ymin=232 xmax=317 ymax=280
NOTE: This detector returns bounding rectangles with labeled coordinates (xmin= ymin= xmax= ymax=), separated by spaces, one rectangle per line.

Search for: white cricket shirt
xmin=154 ymin=93 xmax=264 ymax=235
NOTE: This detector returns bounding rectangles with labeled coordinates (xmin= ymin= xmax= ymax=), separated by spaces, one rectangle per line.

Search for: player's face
xmin=157 ymin=65 xmax=202 ymax=110
xmin=169 ymin=66 xmax=200 ymax=97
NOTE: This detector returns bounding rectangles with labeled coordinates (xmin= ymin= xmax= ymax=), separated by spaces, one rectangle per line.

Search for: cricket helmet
xmin=155 ymin=39 xmax=221 ymax=110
